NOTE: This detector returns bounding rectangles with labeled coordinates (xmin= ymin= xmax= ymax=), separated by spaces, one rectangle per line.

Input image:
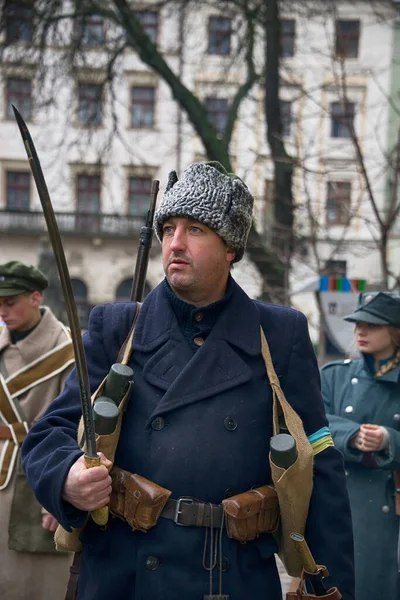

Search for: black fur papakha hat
xmin=154 ymin=162 xmax=254 ymax=263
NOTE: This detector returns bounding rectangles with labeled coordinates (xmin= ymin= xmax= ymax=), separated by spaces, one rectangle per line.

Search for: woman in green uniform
xmin=321 ymin=291 xmax=400 ymax=600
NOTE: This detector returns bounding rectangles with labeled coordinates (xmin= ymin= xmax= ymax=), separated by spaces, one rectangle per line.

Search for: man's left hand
xmin=42 ymin=513 xmax=59 ymax=532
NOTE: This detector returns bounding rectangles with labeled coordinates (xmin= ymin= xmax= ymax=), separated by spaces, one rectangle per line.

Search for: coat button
xmin=344 ymin=359 xmax=352 ymax=364
xmin=193 ymin=336 xmax=204 ymax=346
xmin=218 ymin=556 xmax=230 ymax=572
xmin=393 ymin=414 xmax=400 ymax=422
xmin=146 ymin=556 xmax=160 ymax=570
xmin=382 ymin=505 xmax=390 ymax=514
xmin=345 ymin=406 xmax=354 ymax=413
xmin=151 ymin=417 xmax=165 ymax=431
xmin=224 ymin=417 xmax=238 ymax=431
xmin=195 ymin=312 xmax=203 ymax=322
xmin=351 ymin=378 xmax=358 ymax=385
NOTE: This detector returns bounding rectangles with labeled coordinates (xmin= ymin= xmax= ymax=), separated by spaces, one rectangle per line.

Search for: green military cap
xmin=344 ymin=291 xmax=400 ymax=327
xmin=0 ymin=261 xmax=48 ymax=297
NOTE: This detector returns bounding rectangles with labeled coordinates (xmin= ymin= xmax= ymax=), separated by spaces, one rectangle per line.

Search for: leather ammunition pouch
xmin=110 ymin=467 xmax=172 ymax=532
xmin=222 ymin=485 xmax=279 ymax=543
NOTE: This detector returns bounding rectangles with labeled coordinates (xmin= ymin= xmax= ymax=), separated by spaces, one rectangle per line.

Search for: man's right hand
xmin=62 ymin=452 xmax=113 ymax=512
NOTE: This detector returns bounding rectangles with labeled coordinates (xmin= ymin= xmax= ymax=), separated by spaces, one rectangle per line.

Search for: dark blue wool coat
xmin=321 ymin=358 xmax=400 ymax=600
xmin=22 ymin=280 xmax=354 ymax=600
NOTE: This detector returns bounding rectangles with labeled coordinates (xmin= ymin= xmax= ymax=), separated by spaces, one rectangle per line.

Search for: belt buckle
xmin=174 ymin=497 xmax=193 ymax=526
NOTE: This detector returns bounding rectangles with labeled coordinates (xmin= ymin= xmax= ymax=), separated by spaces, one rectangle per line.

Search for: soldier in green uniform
xmin=321 ymin=292 xmax=400 ymax=600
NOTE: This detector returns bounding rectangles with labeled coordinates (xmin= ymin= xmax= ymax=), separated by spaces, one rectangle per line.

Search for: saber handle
xmin=84 ymin=455 xmax=109 ymax=526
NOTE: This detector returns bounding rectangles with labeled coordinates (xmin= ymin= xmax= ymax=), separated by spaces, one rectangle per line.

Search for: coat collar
xmin=131 ymin=279 xmax=263 ymax=421
xmin=360 ymin=354 xmax=400 ymax=383
xmin=0 ymin=307 xmax=67 ymax=362
xmin=132 ymin=277 xmax=261 ymax=356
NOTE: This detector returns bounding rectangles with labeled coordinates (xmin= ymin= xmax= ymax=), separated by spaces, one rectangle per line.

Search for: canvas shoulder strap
xmin=0 ymin=336 xmax=74 ymax=490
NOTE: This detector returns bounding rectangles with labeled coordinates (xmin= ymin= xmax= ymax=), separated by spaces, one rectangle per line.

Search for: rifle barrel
xmin=130 ymin=180 xmax=159 ymax=302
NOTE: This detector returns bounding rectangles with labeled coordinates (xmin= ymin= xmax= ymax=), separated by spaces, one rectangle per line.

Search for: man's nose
xmin=169 ymin=229 xmax=186 ymax=251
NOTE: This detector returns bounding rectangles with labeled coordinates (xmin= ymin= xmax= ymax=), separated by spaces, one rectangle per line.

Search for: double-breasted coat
xmin=321 ymin=358 xmax=400 ymax=600
xmin=0 ymin=307 xmax=74 ymax=600
xmin=22 ymin=281 xmax=355 ymax=600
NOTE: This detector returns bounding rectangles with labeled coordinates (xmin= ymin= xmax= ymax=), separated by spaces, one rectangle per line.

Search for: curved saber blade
xmin=12 ymin=105 xmax=97 ymax=458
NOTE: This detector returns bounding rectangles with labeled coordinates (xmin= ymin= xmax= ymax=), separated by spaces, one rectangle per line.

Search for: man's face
xmin=0 ymin=291 xmax=42 ymax=332
xmin=162 ymin=217 xmax=235 ymax=305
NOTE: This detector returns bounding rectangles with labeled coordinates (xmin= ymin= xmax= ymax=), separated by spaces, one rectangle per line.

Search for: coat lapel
xmin=132 ymin=280 xmax=263 ymax=421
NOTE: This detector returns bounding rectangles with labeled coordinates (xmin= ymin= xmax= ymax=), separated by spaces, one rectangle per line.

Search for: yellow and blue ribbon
xmin=308 ymin=426 xmax=334 ymax=456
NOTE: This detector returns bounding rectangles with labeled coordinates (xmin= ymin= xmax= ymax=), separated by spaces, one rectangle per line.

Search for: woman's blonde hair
xmin=375 ymin=326 xmax=400 ymax=378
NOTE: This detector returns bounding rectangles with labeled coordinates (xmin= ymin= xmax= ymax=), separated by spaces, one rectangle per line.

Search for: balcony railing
xmin=0 ymin=209 xmax=146 ymax=239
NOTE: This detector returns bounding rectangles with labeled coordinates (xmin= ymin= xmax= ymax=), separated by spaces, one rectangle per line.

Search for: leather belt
xmin=0 ymin=425 xmax=12 ymax=440
xmin=160 ymin=497 xmax=224 ymax=528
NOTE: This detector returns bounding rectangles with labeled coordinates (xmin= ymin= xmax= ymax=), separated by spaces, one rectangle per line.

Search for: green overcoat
xmin=321 ymin=358 xmax=400 ymax=600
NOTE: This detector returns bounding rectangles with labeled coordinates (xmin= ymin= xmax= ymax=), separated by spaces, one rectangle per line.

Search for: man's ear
xmin=31 ymin=291 xmax=42 ymax=308
xmin=226 ymin=247 xmax=236 ymax=264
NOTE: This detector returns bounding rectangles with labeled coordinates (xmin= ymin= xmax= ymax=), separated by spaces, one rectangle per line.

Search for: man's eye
xmin=163 ymin=226 xmax=174 ymax=234
xmin=190 ymin=226 xmax=202 ymax=233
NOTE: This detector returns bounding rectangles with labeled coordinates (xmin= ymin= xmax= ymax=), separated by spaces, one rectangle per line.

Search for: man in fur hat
xmin=0 ymin=261 xmax=74 ymax=599
xmin=22 ymin=163 xmax=354 ymax=600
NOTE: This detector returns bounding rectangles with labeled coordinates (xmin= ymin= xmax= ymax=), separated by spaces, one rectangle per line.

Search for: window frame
xmin=77 ymin=82 xmax=103 ymax=126
xmin=281 ymin=19 xmax=295 ymax=58
xmin=330 ymin=101 xmax=355 ymax=138
xmin=130 ymin=86 xmax=155 ymax=129
xmin=76 ymin=14 xmax=105 ymax=48
xmin=6 ymin=170 xmax=31 ymax=211
xmin=280 ymin=99 xmax=292 ymax=138
xmin=135 ymin=10 xmax=159 ymax=45
xmin=128 ymin=176 xmax=152 ymax=217
xmin=5 ymin=1 xmax=34 ymax=43
xmin=207 ymin=16 xmax=232 ymax=56
xmin=335 ymin=19 xmax=360 ymax=59
xmin=5 ymin=76 xmax=33 ymax=121
xmin=326 ymin=181 xmax=352 ymax=226
xmin=205 ymin=96 xmax=229 ymax=136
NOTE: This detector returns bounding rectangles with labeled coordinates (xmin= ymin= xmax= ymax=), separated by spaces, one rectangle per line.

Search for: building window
xmin=77 ymin=15 xmax=105 ymax=47
xmin=324 ymin=259 xmax=347 ymax=277
xmin=281 ymin=19 xmax=295 ymax=58
xmin=6 ymin=77 xmax=32 ymax=120
xmin=205 ymin=97 xmax=229 ymax=135
xmin=135 ymin=11 xmax=158 ymax=44
xmin=6 ymin=171 xmax=30 ymax=210
xmin=208 ymin=17 xmax=231 ymax=55
xmin=335 ymin=20 xmax=360 ymax=59
xmin=331 ymin=101 xmax=355 ymax=138
xmin=326 ymin=181 xmax=351 ymax=225
xmin=280 ymin=100 xmax=292 ymax=137
xmin=5 ymin=1 xmax=34 ymax=43
xmin=76 ymin=174 xmax=100 ymax=232
xmin=116 ymin=278 xmax=151 ymax=301
xmin=77 ymin=83 xmax=103 ymax=126
xmin=131 ymin=86 xmax=155 ymax=128
xmin=128 ymin=176 xmax=152 ymax=216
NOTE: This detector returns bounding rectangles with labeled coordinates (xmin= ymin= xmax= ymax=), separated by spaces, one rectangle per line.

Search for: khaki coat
xmin=0 ymin=307 xmax=74 ymax=600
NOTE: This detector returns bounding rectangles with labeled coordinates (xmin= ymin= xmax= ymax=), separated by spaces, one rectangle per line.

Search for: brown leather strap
xmin=0 ymin=425 xmax=12 ymax=440
xmin=64 ymin=551 xmax=82 ymax=600
xmin=160 ymin=497 xmax=224 ymax=528
xmin=394 ymin=471 xmax=400 ymax=516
